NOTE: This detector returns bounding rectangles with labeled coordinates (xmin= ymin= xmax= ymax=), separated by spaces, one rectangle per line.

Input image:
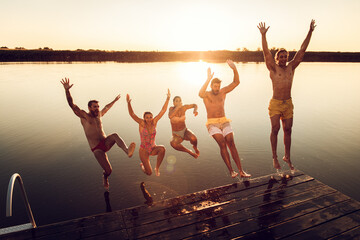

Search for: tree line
xmin=0 ymin=49 xmax=360 ymax=62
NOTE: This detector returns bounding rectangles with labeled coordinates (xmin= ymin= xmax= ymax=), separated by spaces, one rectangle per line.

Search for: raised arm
xmin=154 ymin=89 xmax=171 ymax=123
xmin=101 ymin=94 xmax=120 ymax=116
xmin=60 ymin=78 xmax=87 ymax=119
xmin=290 ymin=19 xmax=316 ymax=70
xmin=126 ymin=94 xmax=143 ymax=125
xmin=258 ymin=22 xmax=276 ymax=72
xmin=199 ymin=67 xmax=214 ymax=98
xmin=221 ymin=60 xmax=240 ymax=94
xmin=185 ymin=104 xmax=198 ymax=116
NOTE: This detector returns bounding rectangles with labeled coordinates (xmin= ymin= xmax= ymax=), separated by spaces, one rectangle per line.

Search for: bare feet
xmin=103 ymin=173 xmax=109 ymax=190
xmin=273 ymin=158 xmax=281 ymax=169
xmin=194 ymin=146 xmax=200 ymax=156
xmin=140 ymin=163 xmax=146 ymax=173
xmin=283 ymin=156 xmax=294 ymax=170
xmin=127 ymin=142 xmax=136 ymax=157
xmin=239 ymin=171 xmax=251 ymax=178
xmin=231 ymin=171 xmax=239 ymax=178
xmin=154 ymin=168 xmax=160 ymax=176
xmin=189 ymin=150 xmax=199 ymax=159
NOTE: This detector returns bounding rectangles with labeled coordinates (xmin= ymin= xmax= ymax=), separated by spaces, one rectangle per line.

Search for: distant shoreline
xmin=1 ymin=49 xmax=360 ymax=62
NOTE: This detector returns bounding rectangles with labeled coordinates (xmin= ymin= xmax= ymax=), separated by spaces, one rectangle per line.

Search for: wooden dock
xmin=2 ymin=170 xmax=360 ymax=239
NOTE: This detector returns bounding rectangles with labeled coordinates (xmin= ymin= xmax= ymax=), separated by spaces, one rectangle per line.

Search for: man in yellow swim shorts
xmin=258 ymin=20 xmax=316 ymax=171
xmin=199 ymin=60 xmax=251 ymax=178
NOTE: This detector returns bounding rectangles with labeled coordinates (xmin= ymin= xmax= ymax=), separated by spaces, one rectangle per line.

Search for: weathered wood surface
xmin=2 ymin=170 xmax=360 ymax=240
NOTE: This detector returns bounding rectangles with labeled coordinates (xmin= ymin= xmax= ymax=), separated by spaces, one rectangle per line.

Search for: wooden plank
xmin=123 ymin=171 xmax=305 ymax=219
xmin=328 ymin=225 xmax=360 ymax=240
xmin=124 ymin=173 xmax=312 ymax=228
xmin=232 ymin=199 xmax=360 ymax=240
xmin=281 ymin=210 xmax=360 ymax=240
xmin=131 ymin=182 xmax=341 ymax=239
xmin=184 ymin=191 xmax=354 ymax=240
xmin=2 ymin=210 xmax=128 ymax=240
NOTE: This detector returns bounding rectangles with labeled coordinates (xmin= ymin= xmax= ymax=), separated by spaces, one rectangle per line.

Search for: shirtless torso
xmin=81 ymin=114 xmax=107 ymax=149
xmin=270 ymin=64 xmax=294 ymax=100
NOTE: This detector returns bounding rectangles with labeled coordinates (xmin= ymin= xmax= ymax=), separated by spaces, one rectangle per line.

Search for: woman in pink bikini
xmin=126 ymin=89 xmax=170 ymax=176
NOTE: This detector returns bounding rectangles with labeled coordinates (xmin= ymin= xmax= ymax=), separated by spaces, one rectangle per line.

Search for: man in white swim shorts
xmin=199 ymin=60 xmax=251 ymax=178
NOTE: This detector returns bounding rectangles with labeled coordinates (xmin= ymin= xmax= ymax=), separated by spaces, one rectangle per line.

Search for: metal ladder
xmin=0 ymin=173 xmax=37 ymax=235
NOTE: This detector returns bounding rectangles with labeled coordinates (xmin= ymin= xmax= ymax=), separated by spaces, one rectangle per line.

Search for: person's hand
xmin=114 ymin=94 xmax=120 ymax=102
xmin=207 ymin=67 xmax=214 ymax=80
xmin=126 ymin=94 xmax=131 ymax=103
xmin=193 ymin=110 xmax=198 ymax=117
xmin=167 ymin=89 xmax=171 ymax=99
xmin=310 ymin=19 xmax=316 ymax=32
xmin=257 ymin=22 xmax=269 ymax=35
xmin=227 ymin=59 xmax=236 ymax=70
xmin=60 ymin=77 xmax=73 ymax=90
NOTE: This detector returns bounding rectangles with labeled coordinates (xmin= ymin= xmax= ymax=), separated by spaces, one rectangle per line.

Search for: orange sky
xmin=2 ymin=0 xmax=360 ymax=52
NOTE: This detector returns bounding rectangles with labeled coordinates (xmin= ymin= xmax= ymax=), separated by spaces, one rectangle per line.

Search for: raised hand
xmin=257 ymin=22 xmax=270 ymax=35
xmin=310 ymin=19 xmax=316 ymax=32
xmin=227 ymin=59 xmax=236 ymax=70
xmin=126 ymin=94 xmax=131 ymax=103
xmin=60 ymin=77 xmax=73 ymax=90
xmin=114 ymin=94 xmax=121 ymax=102
xmin=207 ymin=67 xmax=214 ymax=80
xmin=167 ymin=89 xmax=171 ymax=99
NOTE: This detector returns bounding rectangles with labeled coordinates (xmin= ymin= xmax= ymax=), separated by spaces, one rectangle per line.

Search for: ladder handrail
xmin=6 ymin=173 xmax=37 ymax=228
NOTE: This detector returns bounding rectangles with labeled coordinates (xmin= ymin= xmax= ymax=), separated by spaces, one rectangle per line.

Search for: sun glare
xmin=177 ymin=61 xmax=208 ymax=85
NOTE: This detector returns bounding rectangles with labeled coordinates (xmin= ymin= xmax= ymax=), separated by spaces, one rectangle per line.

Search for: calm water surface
xmin=1 ymin=62 xmax=359 ymax=227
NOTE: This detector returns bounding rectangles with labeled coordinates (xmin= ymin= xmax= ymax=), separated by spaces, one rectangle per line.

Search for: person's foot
xmin=103 ymin=173 xmax=109 ymax=190
xmin=128 ymin=142 xmax=136 ymax=157
xmin=154 ymin=168 xmax=160 ymax=176
xmin=273 ymin=158 xmax=281 ymax=169
xmin=140 ymin=163 xmax=146 ymax=173
xmin=231 ymin=171 xmax=239 ymax=178
xmin=239 ymin=171 xmax=251 ymax=178
xmin=194 ymin=146 xmax=200 ymax=156
xmin=283 ymin=156 xmax=295 ymax=170
xmin=189 ymin=150 xmax=199 ymax=159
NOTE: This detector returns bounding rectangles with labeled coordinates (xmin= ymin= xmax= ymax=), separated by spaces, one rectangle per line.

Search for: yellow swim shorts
xmin=268 ymin=98 xmax=294 ymax=119
xmin=206 ymin=117 xmax=231 ymax=127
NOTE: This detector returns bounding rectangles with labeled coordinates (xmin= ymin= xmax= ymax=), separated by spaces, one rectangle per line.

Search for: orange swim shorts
xmin=268 ymin=98 xmax=294 ymax=119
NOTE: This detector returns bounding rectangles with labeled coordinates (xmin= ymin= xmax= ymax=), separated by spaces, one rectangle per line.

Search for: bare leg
xmin=139 ymin=148 xmax=152 ymax=175
xmin=225 ymin=133 xmax=251 ymax=178
xmin=270 ymin=115 xmax=281 ymax=169
xmin=282 ymin=118 xmax=294 ymax=170
xmin=93 ymin=150 xmax=112 ymax=189
xmin=151 ymin=145 xmax=165 ymax=176
xmin=105 ymin=133 xmax=136 ymax=157
xmin=185 ymin=129 xmax=200 ymax=156
xmin=212 ymin=134 xmax=237 ymax=177
xmin=170 ymin=135 xmax=198 ymax=158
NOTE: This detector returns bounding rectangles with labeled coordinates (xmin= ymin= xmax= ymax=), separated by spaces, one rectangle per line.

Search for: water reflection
xmin=255 ymin=175 xmax=294 ymax=238
xmin=104 ymin=191 xmax=112 ymax=212
xmin=140 ymin=182 xmax=153 ymax=206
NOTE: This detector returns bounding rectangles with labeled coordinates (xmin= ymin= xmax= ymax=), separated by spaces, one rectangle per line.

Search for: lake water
xmin=1 ymin=61 xmax=359 ymax=228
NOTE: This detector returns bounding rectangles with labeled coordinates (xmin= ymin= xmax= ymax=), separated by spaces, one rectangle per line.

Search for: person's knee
xmin=159 ymin=146 xmax=166 ymax=154
xmin=145 ymin=170 xmax=152 ymax=176
xmin=170 ymin=141 xmax=178 ymax=149
xmin=190 ymin=136 xmax=197 ymax=144
xmin=110 ymin=133 xmax=119 ymax=139
xmin=226 ymin=137 xmax=235 ymax=147
xmin=271 ymin=125 xmax=280 ymax=134
xmin=283 ymin=125 xmax=292 ymax=134
xmin=104 ymin=167 xmax=112 ymax=176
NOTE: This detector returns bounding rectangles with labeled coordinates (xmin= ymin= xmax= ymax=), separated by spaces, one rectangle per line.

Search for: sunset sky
xmin=2 ymin=0 xmax=360 ymax=52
